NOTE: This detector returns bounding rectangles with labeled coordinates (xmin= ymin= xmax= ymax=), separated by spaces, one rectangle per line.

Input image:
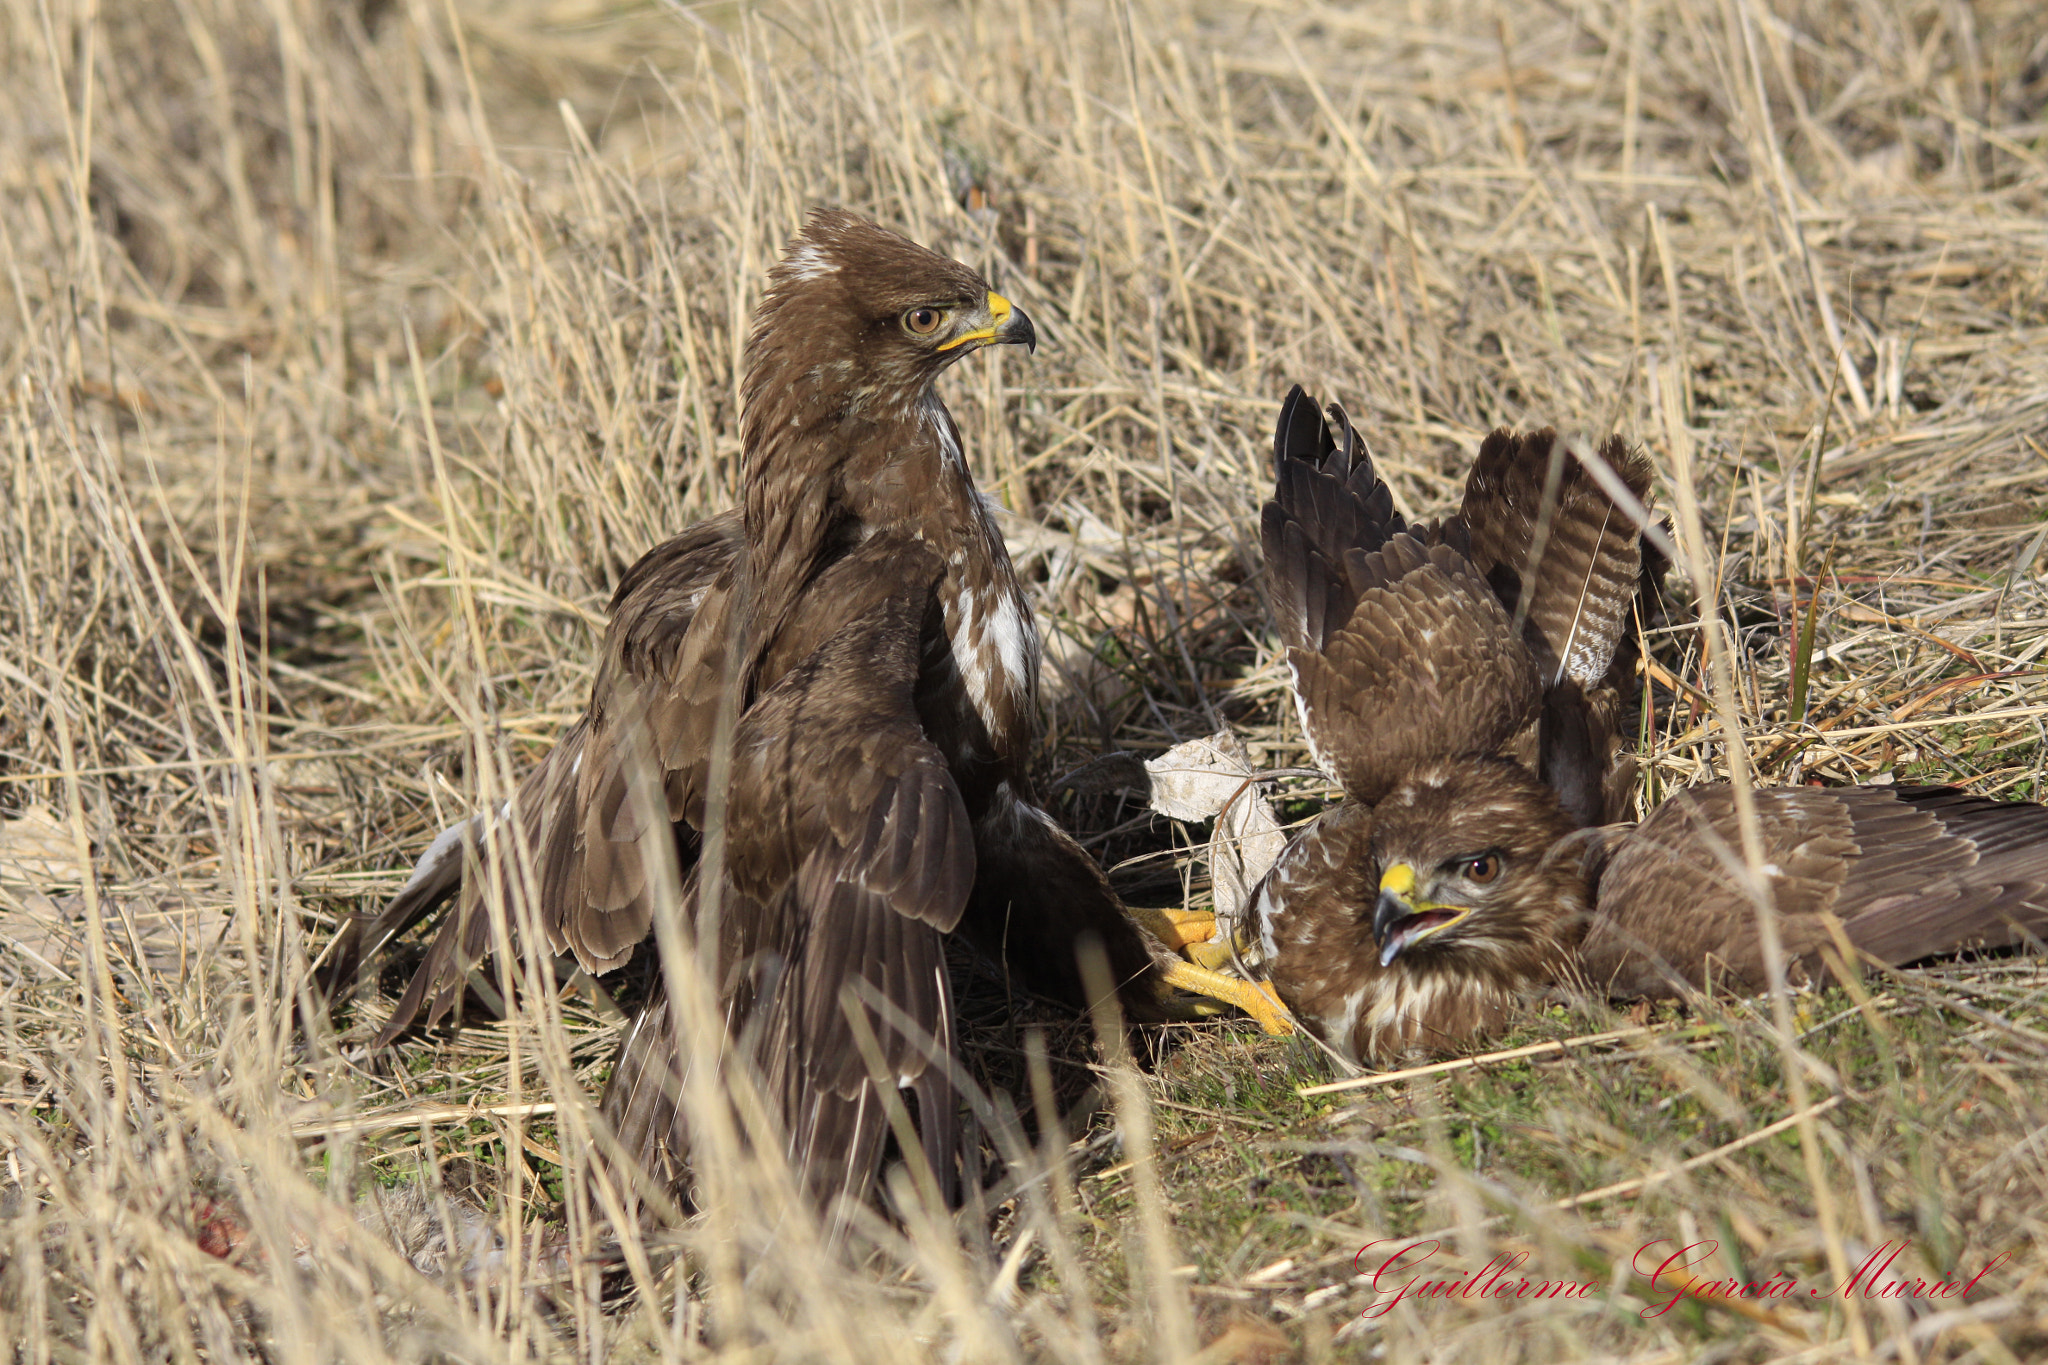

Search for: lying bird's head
xmin=1367 ymin=757 xmax=1591 ymax=970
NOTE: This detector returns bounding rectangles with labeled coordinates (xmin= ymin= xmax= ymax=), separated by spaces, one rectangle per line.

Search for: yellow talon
xmin=1158 ymin=960 xmax=1294 ymax=1036
xmin=1130 ymin=905 xmax=1219 ymax=954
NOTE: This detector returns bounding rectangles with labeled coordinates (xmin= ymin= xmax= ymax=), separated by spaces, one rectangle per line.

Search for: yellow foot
xmin=1184 ymin=937 xmax=1241 ymax=973
xmin=1157 ymin=960 xmax=1294 ymax=1036
xmin=1130 ymin=905 xmax=1219 ymax=954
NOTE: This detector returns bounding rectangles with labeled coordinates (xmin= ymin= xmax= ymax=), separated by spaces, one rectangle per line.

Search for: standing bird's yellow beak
xmin=938 ymin=292 xmax=1037 ymax=354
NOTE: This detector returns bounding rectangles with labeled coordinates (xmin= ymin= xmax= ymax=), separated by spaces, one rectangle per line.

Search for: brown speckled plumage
xmin=1255 ymin=760 xmax=1586 ymax=1063
xmin=1253 ymin=387 xmax=1654 ymax=1064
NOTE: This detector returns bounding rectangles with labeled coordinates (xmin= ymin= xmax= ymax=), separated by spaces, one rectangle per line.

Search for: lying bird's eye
xmin=1461 ymin=854 xmax=1503 ymax=885
xmin=904 ymin=306 xmax=944 ymax=335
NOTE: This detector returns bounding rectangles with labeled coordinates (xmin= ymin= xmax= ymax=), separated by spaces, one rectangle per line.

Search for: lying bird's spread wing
xmin=1288 ymin=534 xmax=1541 ymax=804
xmin=600 ymin=547 xmax=973 ymax=1213
xmin=1260 ymin=385 xmax=1409 ymax=656
xmin=1829 ymin=784 xmax=2048 ymax=966
xmin=1449 ymin=429 xmax=1653 ymax=692
xmin=1581 ymin=783 xmax=2048 ymax=997
xmin=1451 ymin=430 xmax=1658 ymax=826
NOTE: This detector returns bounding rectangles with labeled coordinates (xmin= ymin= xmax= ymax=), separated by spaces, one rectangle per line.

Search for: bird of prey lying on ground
xmin=1250 ymin=386 xmax=2048 ymax=1066
xmin=320 ymin=209 xmax=1273 ymax=1223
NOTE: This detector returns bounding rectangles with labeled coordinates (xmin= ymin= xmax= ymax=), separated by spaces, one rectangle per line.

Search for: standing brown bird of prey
xmin=322 ymin=209 xmax=1174 ymax=1212
xmin=1252 ymin=389 xmax=2048 ymax=1066
xmin=1250 ymin=386 xmax=1656 ymax=1064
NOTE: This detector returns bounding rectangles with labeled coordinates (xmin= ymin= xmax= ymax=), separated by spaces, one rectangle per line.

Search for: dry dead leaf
xmin=1145 ymin=731 xmax=1289 ymax=933
xmin=0 ymin=806 xmax=86 ymax=886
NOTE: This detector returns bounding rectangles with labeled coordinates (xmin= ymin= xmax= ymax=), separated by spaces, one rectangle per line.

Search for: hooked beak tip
xmin=1008 ymin=304 xmax=1037 ymax=355
xmin=1372 ymin=889 xmax=1410 ymax=949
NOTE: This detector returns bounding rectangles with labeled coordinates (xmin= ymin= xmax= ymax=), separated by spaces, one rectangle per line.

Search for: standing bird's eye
xmin=1461 ymin=854 xmax=1503 ymax=885
xmin=904 ymin=306 xmax=945 ymax=335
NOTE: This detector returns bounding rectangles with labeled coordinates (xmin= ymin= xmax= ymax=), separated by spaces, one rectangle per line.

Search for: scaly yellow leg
xmin=1129 ymin=905 xmax=1219 ymax=954
xmin=1157 ymin=960 xmax=1294 ymax=1036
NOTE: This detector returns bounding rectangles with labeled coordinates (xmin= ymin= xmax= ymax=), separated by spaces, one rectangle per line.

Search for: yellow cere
xmin=935 ymin=291 xmax=1013 ymax=351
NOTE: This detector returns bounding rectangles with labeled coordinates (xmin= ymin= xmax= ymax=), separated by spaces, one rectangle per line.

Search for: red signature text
xmin=1351 ymin=1238 xmax=2013 ymax=1320
xmin=1632 ymin=1239 xmax=2012 ymax=1319
xmin=1353 ymin=1239 xmax=1597 ymax=1318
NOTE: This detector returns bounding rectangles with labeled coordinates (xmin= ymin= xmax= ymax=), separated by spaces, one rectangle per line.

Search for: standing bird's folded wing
xmin=1581 ymin=783 xmax=2048 ymax=997
xmin=356 ymin=518 xmax=984 ymax=1047
xmin=601 ymin=545 xmax=973 ymax=1216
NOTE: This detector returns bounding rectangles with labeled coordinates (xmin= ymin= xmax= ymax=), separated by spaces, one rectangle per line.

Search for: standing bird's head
xmin=1366 ymin=757 xmax=1591 ymax=973
xmin=742 ymin=208 xmax=1036 ymax=447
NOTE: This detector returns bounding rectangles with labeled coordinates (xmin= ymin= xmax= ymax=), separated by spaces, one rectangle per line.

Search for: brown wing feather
xmin=956 ymin=786 xmax=1163 ymax=1013
xmin=1451 ymin=430 xmax=1655 ymax=827
xmin=1536 ymin=678 xmax=1636 ymax=828
xmin=1451 ymin=431 xmax=1653 ymax=690
xmin=326 ymin=511 xmax=742 ymax=1037
xmin=1261 ymin=386 xmax=1408 ymax=654
xmin=1290 ymin=535 xmax=1541 ymax=803
xmin=355 ymin=507 xmax=980 ymax=1042
xmin=1830 ymin=785 xmax=2048 ymax=965
xmin=595 ymin=977 xmax=693 ymax=1198
xmin=1580 ymin=785 xmax=1856 ymax=996
xmin=600 ymin=549 xmax=973 ymax=1213
xmin=316 ymin=819 xmax=468 ymax=1006
xmin=1582 ymin=783 xmax=2048 ymax=997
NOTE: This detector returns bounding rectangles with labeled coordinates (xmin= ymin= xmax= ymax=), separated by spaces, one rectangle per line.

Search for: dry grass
xmin=3 ymin=0 xmax=2047 ymax=1358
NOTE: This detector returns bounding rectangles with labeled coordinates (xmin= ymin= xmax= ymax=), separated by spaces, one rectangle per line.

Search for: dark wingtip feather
xmin=1839 ymin=786 xmax=2048 ymax=967
xmin=1273 ymin=383 xmax=1330 ymax=474
xmin=1263 ymin=385 xmax=1414 ymax=654
xmin=314 ymin=835 xmax=466 ymax=1010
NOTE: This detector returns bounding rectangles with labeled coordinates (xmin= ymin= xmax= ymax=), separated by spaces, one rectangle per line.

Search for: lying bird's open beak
xmin=938 ymin=291 xmax=1037 ymax=355
xmin=1371 ymin=862 xmax=1474 ymax=967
